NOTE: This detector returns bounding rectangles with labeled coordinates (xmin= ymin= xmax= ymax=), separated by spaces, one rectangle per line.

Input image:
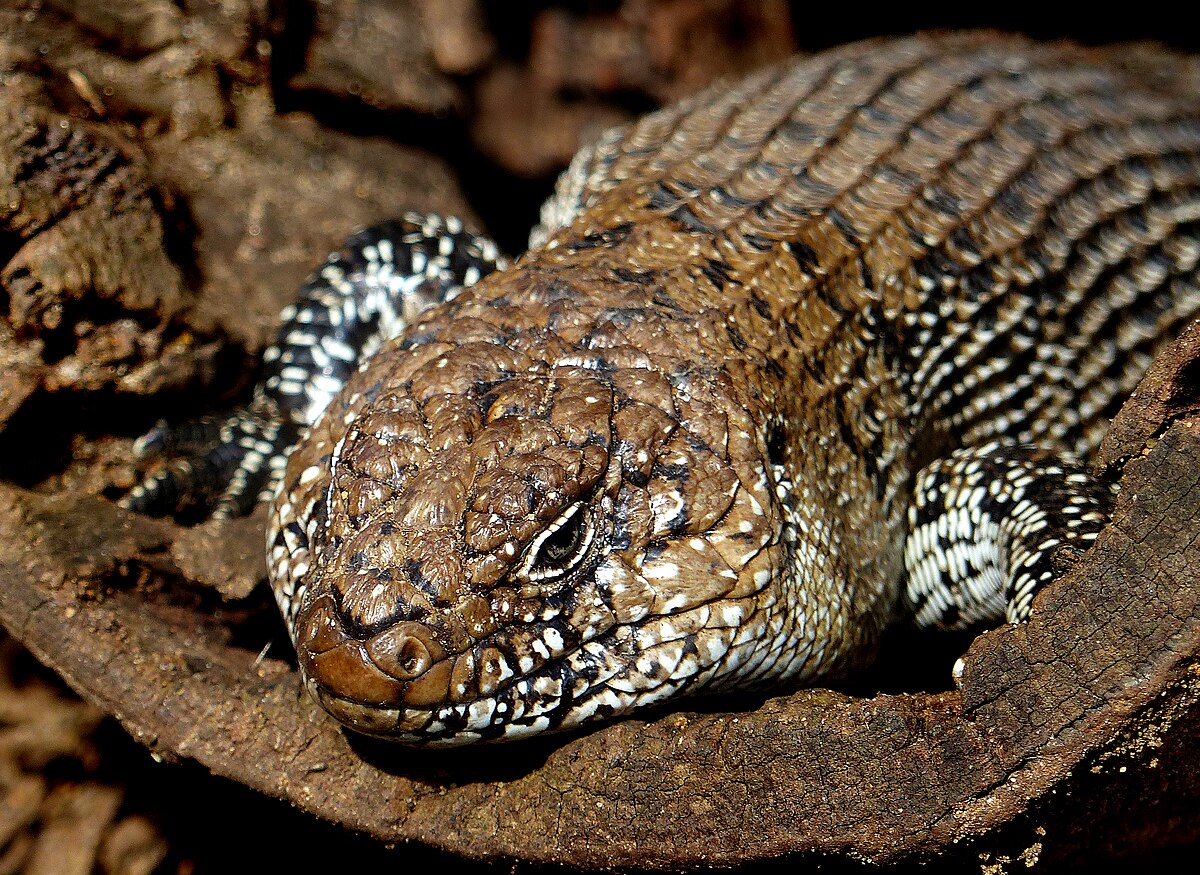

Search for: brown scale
xmin=270 ymin=33 xmax=1200 ymax=744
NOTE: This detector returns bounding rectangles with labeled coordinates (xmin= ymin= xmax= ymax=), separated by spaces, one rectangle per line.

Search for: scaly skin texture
xmin=263 ymin=34 xmax=1200 ymax=744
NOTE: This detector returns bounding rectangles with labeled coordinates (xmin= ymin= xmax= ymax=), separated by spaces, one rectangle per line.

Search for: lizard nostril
xmin=399 ymin=639 xmax=426 ymax=674
xmin=366 ymin=621 xmax=447 ymax=681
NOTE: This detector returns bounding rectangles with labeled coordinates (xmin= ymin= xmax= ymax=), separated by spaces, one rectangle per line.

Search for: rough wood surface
xmin=1 ymin=1 xmax=1199 ymax=870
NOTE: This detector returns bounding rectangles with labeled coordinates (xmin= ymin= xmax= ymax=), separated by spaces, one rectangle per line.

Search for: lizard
xmin=123 ymin=33 xmax=1200 ymax=746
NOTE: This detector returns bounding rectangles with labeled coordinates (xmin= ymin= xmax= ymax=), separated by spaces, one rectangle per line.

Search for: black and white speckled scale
xmin=122 ymin=35 xmax=1200 ymax=744
xmin=904 ymin=442 xmax=1114 ymax=629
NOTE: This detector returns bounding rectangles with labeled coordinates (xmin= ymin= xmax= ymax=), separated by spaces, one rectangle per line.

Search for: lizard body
xmin=126 ymin=34 xmax=1200 ymax=744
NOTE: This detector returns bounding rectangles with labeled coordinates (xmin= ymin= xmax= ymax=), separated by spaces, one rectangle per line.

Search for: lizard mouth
xmin=294 ymin=589 xmax=631 ymax=745
xmin=291 ymin=556 xmax=728 ymax=746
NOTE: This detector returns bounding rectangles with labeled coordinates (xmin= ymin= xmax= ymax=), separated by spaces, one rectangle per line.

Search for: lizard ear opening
xmin=766 ymin=421 xmax=787 ymax=469
xmin=515 ymin=502 xmax=595 ymax=583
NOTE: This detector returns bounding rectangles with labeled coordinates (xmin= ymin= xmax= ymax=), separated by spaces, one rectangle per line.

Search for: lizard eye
xmin=515 ymin=502 xmax=595 ymax=583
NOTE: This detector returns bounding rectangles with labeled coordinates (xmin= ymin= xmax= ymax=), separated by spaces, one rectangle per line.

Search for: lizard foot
xmin=120 ymin=398 xmax=297 ymax=519
xmin=904 ymin=440 xmax=1117 ymax=630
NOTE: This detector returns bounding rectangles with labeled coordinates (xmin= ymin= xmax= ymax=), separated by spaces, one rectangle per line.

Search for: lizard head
xmin=274 ymin=277 xmax=795 ymax=745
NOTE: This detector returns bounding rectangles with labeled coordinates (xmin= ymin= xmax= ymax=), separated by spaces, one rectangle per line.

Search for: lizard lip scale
xmin=126 ymin=34 xmax=1200 ymax=745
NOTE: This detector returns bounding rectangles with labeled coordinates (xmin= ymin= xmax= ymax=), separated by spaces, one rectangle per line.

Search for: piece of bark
xmin=0 ymin=777 xmax=45 ymax=850
xmin=42 ymin=0 xmax=185 ymax=56
xmin=24 ymin=784 xmax=122 ymax=875
xmin=168 ymin=510 xmax=269 ymax=602
xmin=529 ymin=0 xmax=799 ymax=102
xmin=1095 ymin=318 xmax=1200 ymax=478
xmin=98 ymin=815 xmax=170 ymax=875
xmin=0 ymin=683 xmax=104 ymax=780
xmin=1 ymin=2 xmax=230 ymax=138
xmin=0 ymin=0 xmax=472 ymax=470
xmin=414 ymin=0 xmax=494 ymax=76
xmin=0 ymin=322 xmax=44 ymax=426
xmin=471 ymin=1 xmax=798 ymax=179
xmin=144 ymin=101 xmax=470 ymax=352
xmin=471 ymin=62 xmax=632 ymax=178
xmin=289 ymin=0 xmax=463 ymax=115
xmin=0 ymin=99 xmax=207 ymax=402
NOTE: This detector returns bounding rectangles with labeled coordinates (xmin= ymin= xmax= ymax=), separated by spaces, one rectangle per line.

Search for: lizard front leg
xmin=904 ymin=441 xmax=1116 ymax=630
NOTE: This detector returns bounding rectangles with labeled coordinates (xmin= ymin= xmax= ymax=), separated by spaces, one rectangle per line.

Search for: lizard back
xmin=539 ymin=33 xmax=1200 ymax=456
